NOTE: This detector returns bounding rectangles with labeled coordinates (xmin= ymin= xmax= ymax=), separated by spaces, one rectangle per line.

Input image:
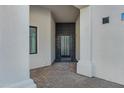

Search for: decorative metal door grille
xmin=60 ymin=36 xmax=70 ymax=57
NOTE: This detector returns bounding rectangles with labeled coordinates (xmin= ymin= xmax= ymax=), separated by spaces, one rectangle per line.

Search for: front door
xmin=55 ymin=23 xmax=76 ymax=62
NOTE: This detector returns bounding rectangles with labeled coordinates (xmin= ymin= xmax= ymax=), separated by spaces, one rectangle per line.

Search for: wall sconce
xmin=102 ymin=17 xmax=109 ymax=24
xmin=121 ymin=13 xmax=124 ymax=21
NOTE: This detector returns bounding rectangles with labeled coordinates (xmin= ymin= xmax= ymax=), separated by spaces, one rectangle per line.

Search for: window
xmin=29 ymin=26 xmax=37 ymax=54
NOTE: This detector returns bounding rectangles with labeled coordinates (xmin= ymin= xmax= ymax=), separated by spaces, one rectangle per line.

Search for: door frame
xmin=55 ymin=23 xmax=77 ymax=62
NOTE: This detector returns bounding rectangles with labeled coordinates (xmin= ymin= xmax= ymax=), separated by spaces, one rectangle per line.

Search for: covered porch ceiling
xmin=74 ymin=5 xmax=88 ymax=9
xmin=40 ymin=5 xmax=86 ymax=23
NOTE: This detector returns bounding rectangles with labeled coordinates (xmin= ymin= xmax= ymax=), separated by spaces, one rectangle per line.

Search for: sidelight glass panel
xmin=61 ymin=36 xmax=64 ymax=56
xmin=60 ymin=36 xmax=70 ymax=56
xmin=30 ymin=26 xmax=37 ymax=54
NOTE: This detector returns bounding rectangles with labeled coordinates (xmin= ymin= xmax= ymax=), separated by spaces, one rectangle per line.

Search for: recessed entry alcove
xmin=55 ymin=23 xmax=77 ymax=62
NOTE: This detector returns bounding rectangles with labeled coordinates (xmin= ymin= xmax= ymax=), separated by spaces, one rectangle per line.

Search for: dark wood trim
xmin=29 ymin=26 xmax=38 ymax=54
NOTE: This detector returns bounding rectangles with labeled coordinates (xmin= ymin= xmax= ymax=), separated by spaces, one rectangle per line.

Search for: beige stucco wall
xmin=50 ymin=14 xmax=55 ymax=63
xmin=76 ymin=15 xmax=80 ymax=61
xmin=30 ymin=6 xmax=55 ymax=69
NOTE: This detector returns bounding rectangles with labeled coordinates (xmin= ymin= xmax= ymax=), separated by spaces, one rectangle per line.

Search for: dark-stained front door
xmin=55 ymin=23 xmax=76 ymax=62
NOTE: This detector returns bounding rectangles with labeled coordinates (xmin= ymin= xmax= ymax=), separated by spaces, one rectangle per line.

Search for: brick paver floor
xmin=30 ymin=62 xmax=124 ymax=88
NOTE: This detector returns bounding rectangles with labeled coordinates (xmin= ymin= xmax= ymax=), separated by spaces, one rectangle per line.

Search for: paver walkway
xmin=30 ymin=62 xmax=124 ymax=88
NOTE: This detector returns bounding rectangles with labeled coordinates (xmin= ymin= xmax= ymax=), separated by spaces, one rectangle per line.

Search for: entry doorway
xmin=55 ymin=23 xmax=77 ymax=62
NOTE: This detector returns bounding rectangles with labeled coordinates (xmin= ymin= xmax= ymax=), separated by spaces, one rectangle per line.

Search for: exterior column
xmin=0 ymin=5 xmax=36 ymax=87
xmin=77 ymin=6 xmax=93 ymax=77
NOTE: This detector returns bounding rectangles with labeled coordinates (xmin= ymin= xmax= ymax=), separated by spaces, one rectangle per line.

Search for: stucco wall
xmin=92 ymin=5 xmax=124 ymax=85
xmin=50 ymin=14 xmax=55 ymax=63
xmin=30 ymin=6 xmax=55 ymax=69
xmin=77 ymin=7 xmax=93 ymax=77
xmin=0 ymin=5 xmax=35 ymax=87
xmin=76 ymin=15 xmax=80 ymax=61
xmin=78 ymin=5 xmax=124 ymax=85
